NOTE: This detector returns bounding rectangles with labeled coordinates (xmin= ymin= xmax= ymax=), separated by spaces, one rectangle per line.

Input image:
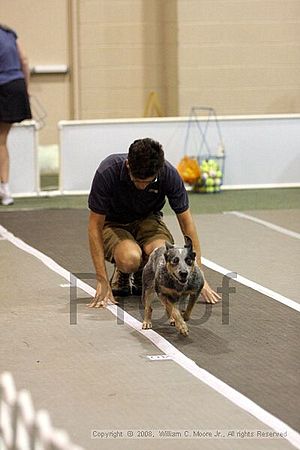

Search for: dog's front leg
xmin=169 ymin=296 xmax=187 ymax=326
xmin=162 ymin=296 xmax=189 ymax=336
xmin=142 ymin=288 xmax=153 ymax=330
xmin=182 ymin=293 xmax=198 ymax=322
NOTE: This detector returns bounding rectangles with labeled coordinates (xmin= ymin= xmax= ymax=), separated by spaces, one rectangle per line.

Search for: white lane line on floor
xmin=225 ymin=211 xmax=300 ymax=239
xmin=1 ymin=223 xmax=300 ymax=449
xmin=202 ymin=258 xmax=300 ymax=312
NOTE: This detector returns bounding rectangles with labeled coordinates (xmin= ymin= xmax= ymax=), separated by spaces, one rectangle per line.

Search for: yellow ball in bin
xmin=201 ymin=161 xmax=209 ymax=171
xmin=206 ymin=186 xmax=214 ymax=193
xmin=206 ymin=177 xmax=214 ymax=187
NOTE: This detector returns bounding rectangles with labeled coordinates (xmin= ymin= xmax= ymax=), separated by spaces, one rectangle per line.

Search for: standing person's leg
xmin=0 ymin=122 xmax=13 ymax=205
xmin=0 ymin=122 xmax=12 ymax=182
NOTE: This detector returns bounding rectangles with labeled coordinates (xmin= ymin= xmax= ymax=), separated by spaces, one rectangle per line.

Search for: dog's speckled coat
xmin=142 ymin=236 xmax=204 ymax=336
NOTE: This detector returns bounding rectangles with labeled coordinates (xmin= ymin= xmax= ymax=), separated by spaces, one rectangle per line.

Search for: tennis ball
xmin=209 ymin=169 xmax=216 ymax=178
xmin=206 ymin=177 xmax=214 ymax=187
xmin=195 ymin=186 xmax=206 ymax=193
xmin=206 ymin=186 xmax=214 ymax=193
xmin=215 ymin=178 xmax=221 ymax=186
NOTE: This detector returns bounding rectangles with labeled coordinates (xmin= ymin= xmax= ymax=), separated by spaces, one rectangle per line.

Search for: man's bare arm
xmin=176 ymin=209 xmax=221 ymax=304
xmin=16 ymin=41 xmax=30 ymax=90
xmin=88 ymin=211 xmax=116 ymax=307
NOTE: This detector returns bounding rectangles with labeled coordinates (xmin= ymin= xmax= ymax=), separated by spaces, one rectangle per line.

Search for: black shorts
xmin=0 ymin=78 xmax=32 ymax=123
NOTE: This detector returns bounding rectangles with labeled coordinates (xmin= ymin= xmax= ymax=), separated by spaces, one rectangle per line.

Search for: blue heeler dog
xmin=142 ymin=236 xmax=204 ymax=336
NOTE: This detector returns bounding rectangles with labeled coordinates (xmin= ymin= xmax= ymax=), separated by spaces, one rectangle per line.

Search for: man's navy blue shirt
xmin=88 ymin=154 xmax=189 ymax=223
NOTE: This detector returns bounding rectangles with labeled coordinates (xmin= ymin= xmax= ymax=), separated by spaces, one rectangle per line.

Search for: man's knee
xmin=114 ymin=240 xmax=142 ymax=273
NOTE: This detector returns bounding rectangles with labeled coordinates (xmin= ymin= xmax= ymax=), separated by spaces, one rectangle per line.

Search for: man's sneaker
xmin=0 ymin=185 xmax=14 ymax=206
xmin=110 ymin=267 xmax=131 ymax=297
xmin=131 ymin=269 xmax=143 ymax=296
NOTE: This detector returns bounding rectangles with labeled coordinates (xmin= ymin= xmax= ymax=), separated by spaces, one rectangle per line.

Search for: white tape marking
xmin=225 ymin=211 xmax=300 ymax=240
xmin=202 ymin=258 xmax=300 ymax=312
xmin=146 ymin=355 xmax=173 ymax=361
xmin=0 ymin=224 xmax=299 ymax=449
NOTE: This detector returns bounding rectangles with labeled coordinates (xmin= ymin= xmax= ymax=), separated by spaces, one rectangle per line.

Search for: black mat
xmin=1 ymin=209 xmax=299 ymax=432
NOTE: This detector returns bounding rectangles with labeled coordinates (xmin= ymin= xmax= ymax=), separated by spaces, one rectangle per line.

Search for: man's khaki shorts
xmin=103 ymin=213 xmax=174 ymax=263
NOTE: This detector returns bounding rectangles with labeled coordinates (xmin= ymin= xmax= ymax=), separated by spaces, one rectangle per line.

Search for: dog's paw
xmin=175 ymin=320 xmax=189 ymax=336
xmin=142 ymin=321 xmax=152 ymax=330
xmin=181 ymin=310 xmax=190 ymax=322
xmin=180 ymin=326 xmax=189 ymax=336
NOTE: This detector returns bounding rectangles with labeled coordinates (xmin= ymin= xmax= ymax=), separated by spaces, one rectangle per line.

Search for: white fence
xmin=59 ymin=114 xmax=300 ymax=194
xmin=5 ymin=115 xmax=300 ymax=197
xmin=8 ymin=122 xmax=39 ymax=196
xmin=0 ymin=371 xmax=83 ymax=450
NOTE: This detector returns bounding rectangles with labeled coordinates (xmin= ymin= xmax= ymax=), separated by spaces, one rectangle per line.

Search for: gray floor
xmin=0 ymin=209 xmax=299 ymax=449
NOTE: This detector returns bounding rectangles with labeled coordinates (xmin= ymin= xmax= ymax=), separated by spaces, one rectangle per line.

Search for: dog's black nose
xmin=179 ymin=271 xmax=188 ymax=280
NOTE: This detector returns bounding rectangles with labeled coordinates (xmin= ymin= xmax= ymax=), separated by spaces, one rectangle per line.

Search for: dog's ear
xmin=184 ymin=235 xmax=193 ymax=250
xmin=165 ymin=241 xmax=174 ymax=251
xmin=164 ymin=241 xmax=173 ymax=262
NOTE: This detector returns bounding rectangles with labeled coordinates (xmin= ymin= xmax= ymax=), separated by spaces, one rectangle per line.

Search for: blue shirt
xmin=0 ymin=27 xmax=24 ymax=85
xmin=88 ymin=154 xmax=189 ymax=223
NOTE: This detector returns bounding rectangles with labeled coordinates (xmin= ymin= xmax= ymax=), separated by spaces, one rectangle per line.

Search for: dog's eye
xmin=185 ymin=257 xmax=193 ymax=266
xmin=172 ymin=257 xmax=179 ymax=264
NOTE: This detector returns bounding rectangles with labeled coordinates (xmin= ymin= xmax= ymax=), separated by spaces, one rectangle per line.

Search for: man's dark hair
xmin=128 ymin=138 xmax=164 ymax=179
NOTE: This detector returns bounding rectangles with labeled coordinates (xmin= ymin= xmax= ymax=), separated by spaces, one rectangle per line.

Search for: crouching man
xmin=88 ymin=138 xmax=220 ymax=307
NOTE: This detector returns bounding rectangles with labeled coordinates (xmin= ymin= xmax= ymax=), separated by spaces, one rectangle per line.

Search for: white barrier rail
xmin=59 ymin=114 xmax=300 ymax=194
xmin=8 ymin=122 xmax=39 ymax=197
xmin=0 ymin=372 xmax=83 ymax=450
